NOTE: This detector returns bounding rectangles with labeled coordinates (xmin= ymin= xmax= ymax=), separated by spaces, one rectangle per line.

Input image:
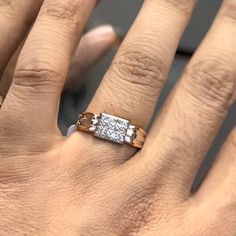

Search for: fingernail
xmin=88 ymin=25 xmax=116 ymax=38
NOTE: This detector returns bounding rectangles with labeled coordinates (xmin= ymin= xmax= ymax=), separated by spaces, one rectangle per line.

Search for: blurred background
xmin=59 ymin=0 xmax=235 ymax=189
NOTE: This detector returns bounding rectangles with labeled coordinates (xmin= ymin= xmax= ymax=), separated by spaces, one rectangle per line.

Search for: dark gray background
xmin=60 ymin=0 xmax=235 ymax=188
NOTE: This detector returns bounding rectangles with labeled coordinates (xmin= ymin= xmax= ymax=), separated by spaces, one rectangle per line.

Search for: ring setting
xmin=67 ymin=112 xmax=146 ymax=149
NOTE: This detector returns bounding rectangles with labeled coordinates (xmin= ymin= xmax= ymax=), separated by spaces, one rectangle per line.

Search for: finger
xmin=0 ymin=25 xmax=116 ymax=96
xmin=66 ymin=25 xmax=117 ymax=90
xmin=2 ymin=0 xmax=97 ymax=139
xmin=88 ymin=0 xmax=196 ymax=128
xmin=194 ymin=127 xmax=236 ymax=201
xmin=0 ymin=0 xmax=43 ymax=76
xmin=140 ymin=0 xmax=236 ymax=197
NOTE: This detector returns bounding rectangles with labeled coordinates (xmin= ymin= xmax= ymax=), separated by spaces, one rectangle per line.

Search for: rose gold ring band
xmin=76 ymin=112 xmax=146 ymax=149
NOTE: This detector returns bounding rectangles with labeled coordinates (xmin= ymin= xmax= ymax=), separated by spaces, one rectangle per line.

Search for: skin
xmin=0 ymin=14 xmax=117 ymax=96
xmin=0 ymin=0 xmax=235 ymax=235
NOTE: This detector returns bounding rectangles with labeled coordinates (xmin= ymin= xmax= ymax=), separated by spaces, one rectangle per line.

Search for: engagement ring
xmin=67 ymin=112 xmax=146 ymax=149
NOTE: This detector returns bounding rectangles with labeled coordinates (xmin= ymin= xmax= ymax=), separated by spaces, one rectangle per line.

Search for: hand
xmin=0 ymin=0 xmax=235 ymax=235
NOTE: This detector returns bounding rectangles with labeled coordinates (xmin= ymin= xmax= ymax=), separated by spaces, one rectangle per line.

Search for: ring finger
xmin=70 ymin=0 xmax=197 ymax=161
xmin=88 ymin=0 xmax=196 ymax=130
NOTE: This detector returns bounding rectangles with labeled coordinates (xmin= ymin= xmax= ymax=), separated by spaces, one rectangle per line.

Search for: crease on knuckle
xmin=183 ymin=57 xmax=236 ymax=113
xmin=41 ymin=0 xmax=81 ymax=26
xmin=99 ymin=47 xmax=167 ymax=118
xmin=164 ymin=0 xmax=196 ymax=15
xmin=0 ymin=1 xmax=35 ymax=30
xmin=13 ymin=65 xmax=63 ymax=93
xmin=222 ymin=0 xmax=236 ymax=22
xmin=0 ymin=0 xmax=13 ymax=9
xmin=0 ymin=0 xmax=15 ymax=18
xmin=110 ymin=49 xmax=167 ymax=97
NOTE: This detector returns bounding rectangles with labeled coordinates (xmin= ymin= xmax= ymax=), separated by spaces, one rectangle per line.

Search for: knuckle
xmin=164 ymin=0 xmax=196 ymax=15
xmin=222 ymin=0 xmax=236 ymax=22
xmin=13 ymin=64 xmax=63 ymax=93
xmin=0 ymin=0 xmax=15 ymax=21
xmin=41 ymin=0 xmax=82 ymax=26
xmin=0 ymin=0 xmax=13 ymax=8
xmin=0 ymin=1 xmax=39 ymax=29
xmin=109 ymin=49 xmax=167 ymax=96
xmin=183 ymin=57 xmax=236 ymax=112
xmin=101 ymin=47 xmax=167 ymax=119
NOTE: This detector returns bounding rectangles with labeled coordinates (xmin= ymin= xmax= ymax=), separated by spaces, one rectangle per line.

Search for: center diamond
xmin=94 ymin=113 xmax=129 ymax=144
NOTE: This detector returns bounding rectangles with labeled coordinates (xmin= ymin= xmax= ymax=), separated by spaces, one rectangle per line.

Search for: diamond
xmin=127 ymin=128 xmax=134 ymax=137
xmin=125 ymin=136 xmax=131 ymax=143
xmin=94 ymin=113 xmax=129 ymax=144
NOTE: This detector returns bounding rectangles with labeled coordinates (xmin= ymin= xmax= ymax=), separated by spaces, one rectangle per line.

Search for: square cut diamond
xmin=94 ymin=113 xmax=129 ymax=144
